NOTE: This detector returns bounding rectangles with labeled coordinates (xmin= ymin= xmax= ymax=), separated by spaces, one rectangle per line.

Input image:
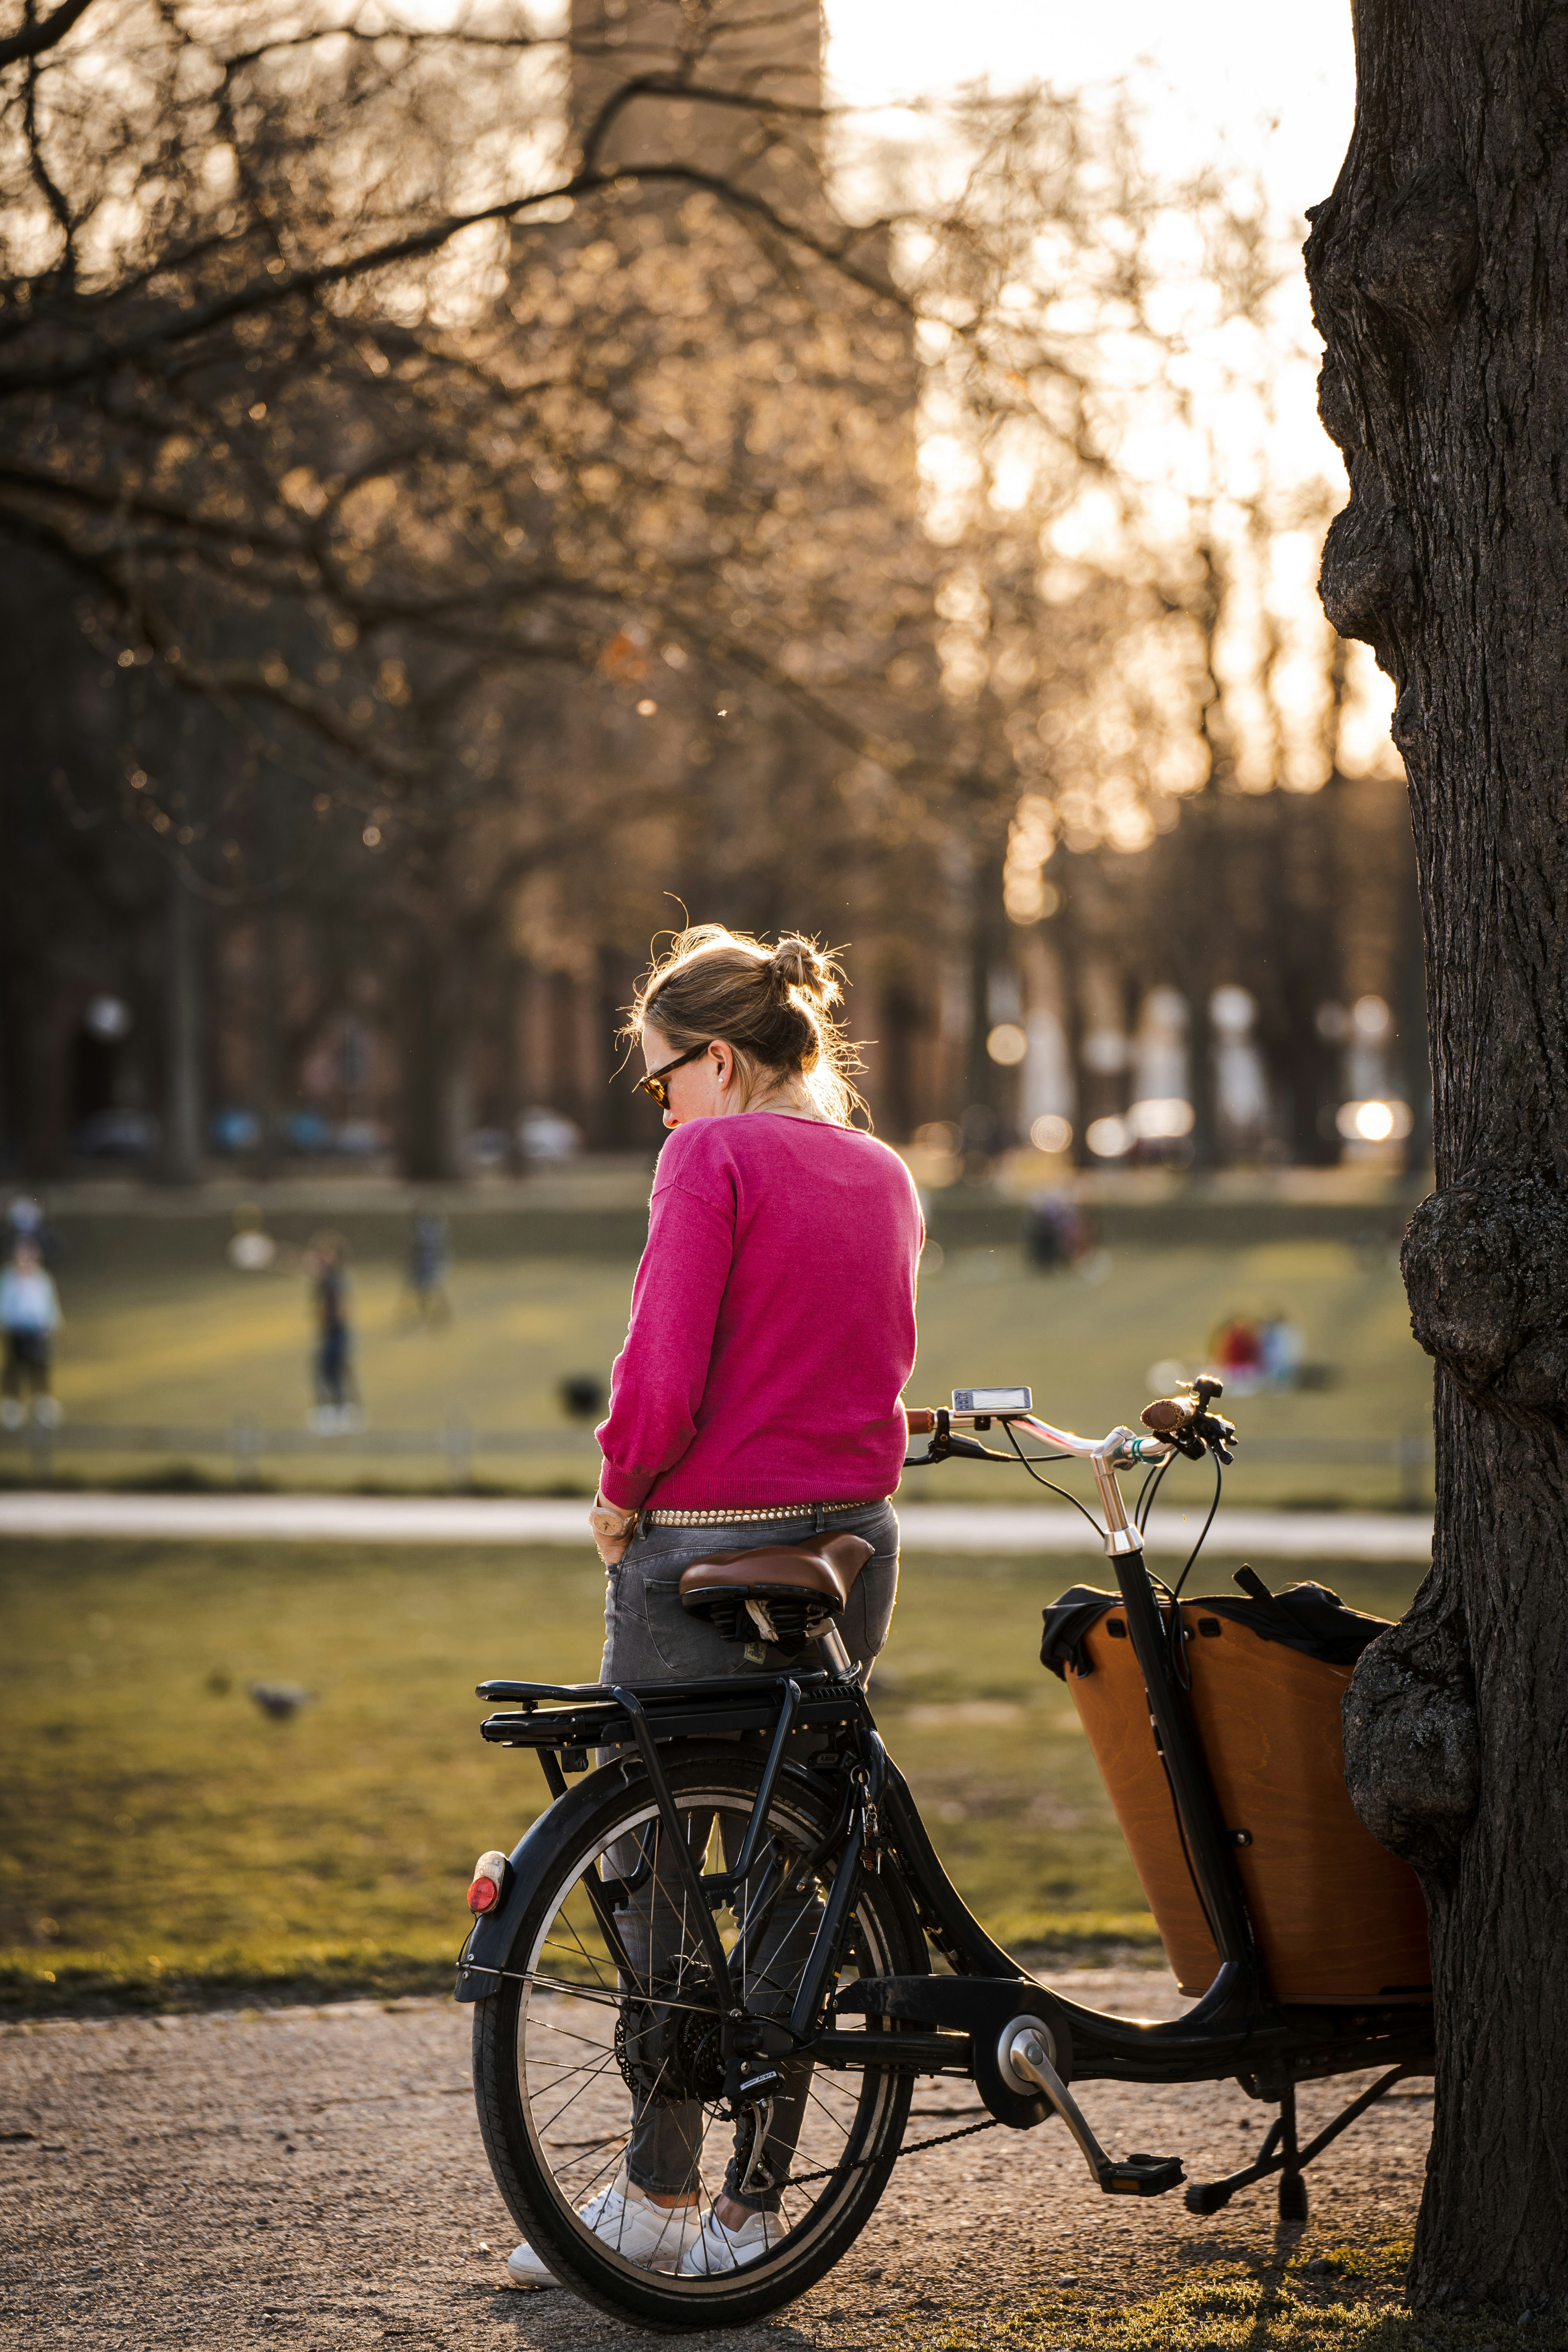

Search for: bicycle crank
xmin=1002 ymin=2023 xmax=1184 ymax=2196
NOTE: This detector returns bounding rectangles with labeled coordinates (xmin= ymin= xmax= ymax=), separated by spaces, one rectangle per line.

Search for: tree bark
xmin=1306 ymin=4 xmax=1568 ymax=2306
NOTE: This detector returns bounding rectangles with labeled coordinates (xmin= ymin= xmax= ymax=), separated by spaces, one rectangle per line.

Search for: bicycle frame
xmin=457 ymin=1405 xmax=1434 ymax=2214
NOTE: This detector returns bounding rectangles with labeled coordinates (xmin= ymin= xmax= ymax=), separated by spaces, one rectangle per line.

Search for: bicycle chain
xmin=782 ymin=2112 xmax=998 ymax=2190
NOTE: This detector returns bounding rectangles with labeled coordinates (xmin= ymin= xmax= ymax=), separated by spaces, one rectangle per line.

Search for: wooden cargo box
xmin=1062 ymin=1598 xmax=1429 ymax=2003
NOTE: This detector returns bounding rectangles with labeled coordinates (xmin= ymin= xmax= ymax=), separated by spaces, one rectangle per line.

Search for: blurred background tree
xmin=0 ymin=0 xmax=1418 ymax=1185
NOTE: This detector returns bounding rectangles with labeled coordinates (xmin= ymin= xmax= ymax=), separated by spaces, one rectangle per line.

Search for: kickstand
xmin=1184 ymin=2063 xmax=1413 ymax=2218
xmin=1277 ymin=2082 xmax=1307 ymax=2222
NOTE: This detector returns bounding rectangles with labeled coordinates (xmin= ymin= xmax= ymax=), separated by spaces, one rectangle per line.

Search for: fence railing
xmin=0 ymin=1421 xmax=1435 ymax=1504
xmin=0 ymin=1419 xmax=599 ymax=1490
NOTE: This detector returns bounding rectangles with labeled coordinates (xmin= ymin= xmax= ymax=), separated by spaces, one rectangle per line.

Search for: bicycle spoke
xmin=549 ymin=1905 xmax=619 ymax=1991
xmin=555 ymin=2132 xmax=634 ymax=2209
xmin=532 ymin=2049 xmax=626 ymax=2141
xmin=515 ymin=2010 xmax=620 ymax=2056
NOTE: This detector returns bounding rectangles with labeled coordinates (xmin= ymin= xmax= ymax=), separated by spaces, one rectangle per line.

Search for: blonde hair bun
xmin=768 ymin=935 xmax=834 ymax=1003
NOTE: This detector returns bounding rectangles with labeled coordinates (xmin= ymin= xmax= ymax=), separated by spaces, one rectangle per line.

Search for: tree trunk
xmin=397 ymin=933 xmax=467 ymax=1181
xmin=255 ymin=907 xmax=284 ymax=1181
xmin=1269 ymin=781 xmax=1344 ymax=1168
xmin=963 ymin=840 xmax=1011 ymax=1148
xmin=1393 ymin=821 xmax=1434 ymax=1178
xmin=1169 ymin=793 xmax=1221 ymax=1170
xmin=876 ymin=966 xmax=921 ymax=1144
xmin=159 ymin=868 xmax=202 ymax=1185
xmin=1306 ymin=6 xmax=1568 ymax=2307
xmin=1052 ymin=851 xmax=1094 ymax=1171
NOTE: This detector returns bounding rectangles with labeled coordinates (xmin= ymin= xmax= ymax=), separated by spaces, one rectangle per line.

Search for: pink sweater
xmin=595 ymin=1115 xmax=924 ymax=1511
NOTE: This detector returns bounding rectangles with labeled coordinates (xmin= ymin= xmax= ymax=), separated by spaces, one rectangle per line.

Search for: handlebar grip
xmin=905 ymin=1408 xmax=936 ymax=1434
xmin=1141 ymin=1396 xmax=1196 ymax=1433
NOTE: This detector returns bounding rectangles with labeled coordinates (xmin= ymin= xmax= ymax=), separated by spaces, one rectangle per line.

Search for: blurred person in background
xmin=1209 ymin=1311 xmax=1305 ymax=1394
xmin=504 ymin=925 xmax=923 ymax=2292
xmin=1023 ymin=1186 xmax=1095 ymax=1271
xmin=401 ymin=1203 xmax=451 ymax=1327
xmin=306 ymin=1232 xmax=360 ymax=1432
xmin=1259 ymin=1312 xmax=1306 ymax=1389
xmin=5 ymin=1193 xmax=60 ymax=1268
xmin=1 ymin=1235 xmax=63 ymax=1429
xmin=1211 ymin=1313 xmax=1265 ymax=1391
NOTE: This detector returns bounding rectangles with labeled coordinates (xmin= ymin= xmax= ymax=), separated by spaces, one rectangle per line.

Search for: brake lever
xmin=902 ymin=1431 xmax=1015 ymax=1467
xmin=903 ymin=1406 xmax=1019 ymax=1468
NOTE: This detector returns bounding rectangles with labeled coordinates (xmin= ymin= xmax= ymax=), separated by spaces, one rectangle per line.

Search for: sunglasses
xmin=635 ymin=1039 xmax=713 ymax=1110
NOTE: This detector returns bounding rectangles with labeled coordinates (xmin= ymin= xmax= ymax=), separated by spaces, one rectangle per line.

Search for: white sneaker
xmin=506 ymin=2182 xmax=702 ymax=2289
xmin=678 ymin=2206 xmax=781 ymax=2275
xmin=0 ymin=1399 xmax=23 ymax=1431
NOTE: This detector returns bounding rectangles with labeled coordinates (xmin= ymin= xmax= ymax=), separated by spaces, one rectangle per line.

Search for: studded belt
xmin=643 ymin=1500 xmax=885 ymax=1527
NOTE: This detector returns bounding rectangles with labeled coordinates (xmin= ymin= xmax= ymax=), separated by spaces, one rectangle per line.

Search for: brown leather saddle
xmin=679 ymin=1533 xmax=874 ymax=1653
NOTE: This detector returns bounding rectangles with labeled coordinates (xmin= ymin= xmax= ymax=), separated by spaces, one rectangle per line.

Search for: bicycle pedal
xmin=1098 ymin=2153 xmax=1185 ymax=2196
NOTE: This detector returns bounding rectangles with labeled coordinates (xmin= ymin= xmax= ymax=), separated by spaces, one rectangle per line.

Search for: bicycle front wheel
xmin=471 ymin=1739 xmax=929 ymax=2326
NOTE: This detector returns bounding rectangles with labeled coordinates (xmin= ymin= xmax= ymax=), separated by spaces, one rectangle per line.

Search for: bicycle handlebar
xmin=904 ymin=1405 xmax=1170 ymax=1464
xmin=905 ymin=1378 xmax=1236 ymax=1468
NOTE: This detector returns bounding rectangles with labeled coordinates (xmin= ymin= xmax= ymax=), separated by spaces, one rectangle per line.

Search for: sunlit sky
xmin=824 ymin=2 xmax=1394 ymax=789
xmin=826 ymin=0 xmax=1355 ymax=228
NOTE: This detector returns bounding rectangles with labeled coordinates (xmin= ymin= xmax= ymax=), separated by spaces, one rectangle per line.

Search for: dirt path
xmin=0 ymin=1490 xmax=1434 ymax=1559
xmin=0 ymin=1972 xmax=1431 ymax=2350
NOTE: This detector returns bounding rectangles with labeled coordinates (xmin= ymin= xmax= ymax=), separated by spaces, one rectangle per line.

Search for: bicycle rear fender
xmin=454 ymin=1753 xmax=645 ymax=2002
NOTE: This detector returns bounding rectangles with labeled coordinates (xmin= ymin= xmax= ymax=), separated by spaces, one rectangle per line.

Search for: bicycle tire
xmin=471 ymin=1739 xmax=929 ymax=2327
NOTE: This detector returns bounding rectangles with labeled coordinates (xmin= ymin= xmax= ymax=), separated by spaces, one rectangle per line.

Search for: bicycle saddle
xmin=679 ymin=1534 xmax=873 ymax=1651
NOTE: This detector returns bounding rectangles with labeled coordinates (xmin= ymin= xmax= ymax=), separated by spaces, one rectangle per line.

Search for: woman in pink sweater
xmin=506 ymin=925 xmax=923 ymax=2293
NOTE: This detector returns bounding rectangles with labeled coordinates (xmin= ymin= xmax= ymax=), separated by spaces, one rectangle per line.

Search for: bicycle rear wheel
xmin=471 ymin=1739 xmax=929 ymax=2326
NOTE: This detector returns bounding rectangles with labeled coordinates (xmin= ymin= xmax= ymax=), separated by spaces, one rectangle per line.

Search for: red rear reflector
xmin=468 ymin=1877 xmax=500 ymax=1915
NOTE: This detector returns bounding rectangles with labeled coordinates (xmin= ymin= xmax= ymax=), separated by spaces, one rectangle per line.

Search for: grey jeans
xmin=598 ymin=1501 xmax=899 ymax=2207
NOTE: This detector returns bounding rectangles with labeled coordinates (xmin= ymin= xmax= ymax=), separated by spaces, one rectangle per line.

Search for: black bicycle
xmin=455 ymin=1378 xmax=1434 ymax=2328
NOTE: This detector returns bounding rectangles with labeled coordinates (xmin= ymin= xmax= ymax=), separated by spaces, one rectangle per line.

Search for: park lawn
xmin=889 ymin=2234 xmax=1568 ymax=2352
xmin=0 ymin=1538 xmax=1423 ymax=2016
xmin=21 ymin=1233 xmax=1432 ymax=1507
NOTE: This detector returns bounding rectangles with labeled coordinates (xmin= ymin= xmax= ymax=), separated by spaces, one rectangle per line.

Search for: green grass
xmin=10 ymin=1234 xmax=1434 ymax=1505
xmin=909 ymin=2237 xmax=1568 ymax=2352
xmin=0 ymin=1538 xmax=1423 ymax=2017
xmin=868 ymin=2236 xmax=1568 ymax=2352
xmin=915 ymin=1236 xmax=1431 ymax=1508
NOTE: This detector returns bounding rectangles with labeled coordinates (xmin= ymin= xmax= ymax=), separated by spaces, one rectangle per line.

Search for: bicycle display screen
xmin=951 ymin=1386 xmax=1033 ymax=1413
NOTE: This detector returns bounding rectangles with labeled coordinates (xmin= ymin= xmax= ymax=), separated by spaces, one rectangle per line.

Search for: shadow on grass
xmin=0 ymin=1945 xmax=460 ymax=2021
xmin=3 ymin=1922 xmax=1168 ymax=2023
xmin=1014 ymin=1921 xmax=1165 ymax=1970
xmin=0 ymin=1464 xmax=595 ymax=1496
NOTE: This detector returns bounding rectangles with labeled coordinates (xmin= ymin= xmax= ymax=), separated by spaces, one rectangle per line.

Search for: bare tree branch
xmin=0 ymin=148 xmax=903 ymax=398
xmin=0 ymin=0 xmax=97 ymax=73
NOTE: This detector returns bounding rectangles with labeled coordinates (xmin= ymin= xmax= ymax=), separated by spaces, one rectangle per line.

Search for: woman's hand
xmin=589 ymin=1497 xmax=638 ymax=1567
